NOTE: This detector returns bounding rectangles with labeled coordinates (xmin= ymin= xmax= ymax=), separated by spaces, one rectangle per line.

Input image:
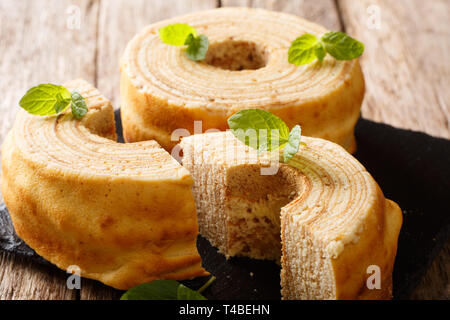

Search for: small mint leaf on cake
xmin=19 ymin=84 xmax=87 ymax=119
xmin=227 ymin=109 xmax=302 ymax=164
xmin=70 ymin=90 xmax=88 ymax=119
xmin=314 ymin=42 xmax=327 ymax=62
xmin=53 ymin=92 xmax=72 ymax=113
xmin=321 ymin=31 xmax=364 ymax=60
xmin=158 ymin=23 xmax=197 ymax=46
xmin=288 ymin=33 xmax=321 ymax=65
xmin=228 ymin=109 xmax=289 ymax=152
xmin=288 ymin=31 xmax=364 ymax=65
xmin=19 ymin=84 xmax=72 ymax=115
xmin=158 ymin=23 xmax=209 ymax=61
xmin=185 ymin=34 xmax=209 ymax=61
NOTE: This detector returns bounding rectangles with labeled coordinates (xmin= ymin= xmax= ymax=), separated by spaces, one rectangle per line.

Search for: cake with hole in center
xmin=1 ymin=79 xmax=208 ymax=290
xmin=120 ymin=7 xmax=365 ymax=153
xmin=180 ymin=131 xmax=402 ymax=299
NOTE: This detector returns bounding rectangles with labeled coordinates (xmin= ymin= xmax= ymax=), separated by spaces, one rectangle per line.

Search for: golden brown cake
xmin=120 ymin=7 xmax=365 ymax=153
xmin=1 ymin=79 xmax=208 ymax=290
xmin=180 ymin=131 xmax=402 ymax=300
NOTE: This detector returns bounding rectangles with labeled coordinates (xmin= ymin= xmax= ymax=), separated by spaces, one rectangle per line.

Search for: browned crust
xmin=120 ymin=63 xmax=363 ymax=154
xmin=1 ymin=134 xmax=208 ymax=290
xmin=331 ymin=198 xmax=402 ymax=299
xmin=1 ymin=80 xmax=208 ymax=290
xmin=119 ymin=9 xmax=365 ymax=154
xmin=279 ymin=195 xmax=402 ymax=300
xmin=182 ymin=132 xmax=401 ymax=300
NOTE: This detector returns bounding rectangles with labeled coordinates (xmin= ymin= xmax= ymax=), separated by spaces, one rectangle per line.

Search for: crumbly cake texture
xmin=181 ymin=131 xmax=402 ymax=300
xmin=120 ymin=7 xmax=364 ymax=153
xmin=1 ymin=79 xmax=208 ymax=290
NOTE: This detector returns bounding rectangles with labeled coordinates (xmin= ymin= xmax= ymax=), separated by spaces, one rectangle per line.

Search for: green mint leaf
xmin=121 ymin=277 xmax=214 ymax=300
xmin=228 ymin=109 xmax=289 ymax=152
xmin=283 ymin=125 xmax=302 ymax=163
xmin=315 ymin=42 xmax=326 ymax=62
xmin=158 ymin=23 xmax=209 ymax=61
xmin=159 ymin=23 xmax=197 ymax=46
xmin=120 ymin=280 xmax=179 ymax=300
xmin=177 ymin=284 xmax=207 ymax=300
xmin=185 ymin=34 xmax=209 ymax=61
xmin=54 ymin=92 xmax=72 ymax=113
xmin=288 ymin=34 xmax=320 ymax=65
xmin=321 ymin=31 xmax=364 ymax=60
xmin=288 ymin=31 xmax=364 ymax=65
xmin=19 ymin=84 xmax=71 ymax=116
xmin=229 ymin=110 xmax=303 ymax=164
xmin=70 ymin=91 xmax=88 ymax=119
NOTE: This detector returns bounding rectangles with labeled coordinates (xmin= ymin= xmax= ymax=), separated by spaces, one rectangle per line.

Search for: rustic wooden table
xmin=0 ymin=0 xmax=448 ymax=300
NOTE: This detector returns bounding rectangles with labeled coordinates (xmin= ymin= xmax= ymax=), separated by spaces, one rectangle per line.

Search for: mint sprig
xmin=158 ymin=23 xmax=209 ymax=61
xmin=227 ymin=109 xmax=302 ymax=163
xmin=288 ymin=34 xmax=322 ymax=65
xmin=321 ymin=32 xmax=364 ymax=60
xmin=19 ymin=84 xmax=71 ymax=115
xmin=19 ymin=84 xmax=88 ymax=119
xmin=158 ymin=23 xmax=197 ymax=46
xmin=185 ymin=34 xmax=209 ymax=61
xmin=120 ymin=276 xmax=216 ymax=300
xmin=288 ymin=31 xmax=364 ymax=65
xmin=70 ymin=90 xmax=88 ymax=119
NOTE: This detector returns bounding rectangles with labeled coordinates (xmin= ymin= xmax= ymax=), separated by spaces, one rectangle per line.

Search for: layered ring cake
xmin=120 ymin=7 xmax=365 ymax=153
xmin=1 ymin=79 xmax=208 ymax=290
xmin=181 ymin=132 xmax=402 ymax=299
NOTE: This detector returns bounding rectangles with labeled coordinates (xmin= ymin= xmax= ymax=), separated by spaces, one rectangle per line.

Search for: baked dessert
xmin=120 ymin=7 xmax=365 ymax=153
xmin=1 ymin=79 xmax=208 ymax=290
xmin=181 ymin=131 xmax=402 ymax=299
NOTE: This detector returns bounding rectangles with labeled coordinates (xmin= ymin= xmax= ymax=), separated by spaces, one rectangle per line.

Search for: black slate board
xmin=1 ymin=110 xmax=449 ymax=300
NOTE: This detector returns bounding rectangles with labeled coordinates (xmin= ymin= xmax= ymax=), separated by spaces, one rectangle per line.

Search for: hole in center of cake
xmin=204 ymin=40 xmax=268 ymax=71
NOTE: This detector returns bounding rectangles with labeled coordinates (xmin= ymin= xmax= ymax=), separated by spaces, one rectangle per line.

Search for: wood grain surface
xmin=0 ymin=0 xmax=99 ymax=300
xmin=0 ymin=0 xmax=448 ymax=300
xmin=338 ymin=0 xmax=450 ymax=138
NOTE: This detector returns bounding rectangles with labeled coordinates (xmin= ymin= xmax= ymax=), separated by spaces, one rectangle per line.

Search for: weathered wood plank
xmin=80 ymin=279 xmax=122 ymax=300
xmin=80 ymin=0 xmax=218 ymax=299
xmin=0 ymin=0 xmax=100 ymax=300
xmin=338 ymin=0 xmax=450 ymax=139
xmin=96 ymin=0 xmax=219 ymax=109
xmin=0 ymin=0 xmax=99 ymax=146
xmin=0 ymin=252 xmax=76 ymax=300
xmin=221 ymin=0 xmax=342 ymax=30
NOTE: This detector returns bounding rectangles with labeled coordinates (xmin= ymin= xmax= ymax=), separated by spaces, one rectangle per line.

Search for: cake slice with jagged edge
xmin=181 ymin=131 xmax=402 ymax=299
xmin=1 ymin=79 xmax=208 ymax=290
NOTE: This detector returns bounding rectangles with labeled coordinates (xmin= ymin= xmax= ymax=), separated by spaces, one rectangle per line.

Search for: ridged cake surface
xmin=120 ymin=8 xmax=365 ymax=153
xmin=1 ymin=79 xmax=208 ymax=290
xmin=181 ymin=131 xmax=402 ymax=299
